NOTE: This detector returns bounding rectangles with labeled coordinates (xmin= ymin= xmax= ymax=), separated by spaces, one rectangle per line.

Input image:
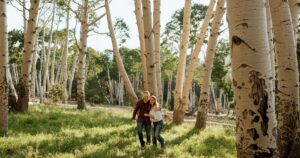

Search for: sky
xmin=7 ymin=0 xmax=214 ymax=52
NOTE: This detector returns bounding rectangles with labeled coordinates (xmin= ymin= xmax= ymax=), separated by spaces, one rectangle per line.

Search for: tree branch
xmin=88 ymin=13 xmax=106 ymax=26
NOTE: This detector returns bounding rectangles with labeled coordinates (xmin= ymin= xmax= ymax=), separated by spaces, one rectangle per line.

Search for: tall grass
xmin=0 ymin=105 xmax=236 ymax=158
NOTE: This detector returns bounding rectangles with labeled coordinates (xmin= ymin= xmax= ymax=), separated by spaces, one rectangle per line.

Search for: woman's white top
xmin=149 ymin=105 xmax=163 ymax=122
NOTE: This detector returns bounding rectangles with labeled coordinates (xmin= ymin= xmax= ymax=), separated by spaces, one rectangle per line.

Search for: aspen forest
xmin=0 ymin=0 xmax=300 ymax=157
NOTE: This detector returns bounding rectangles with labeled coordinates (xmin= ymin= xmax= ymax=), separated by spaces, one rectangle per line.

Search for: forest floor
xmin=0 ymin=105 xmax=236 ymax=158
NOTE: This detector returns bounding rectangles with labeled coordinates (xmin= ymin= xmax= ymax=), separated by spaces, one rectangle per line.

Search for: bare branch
xmin=72 ymin=20 xmax=80 ymax=50
xmin=89 ymin=28 xmax=110 ymax=36
xmin=88 ymin=13 xmax=106 ymax=26
xmin=90 ymin=4 xmax=105 ymax=12
xmin=62 ymin=0 xmax=80 ymax=18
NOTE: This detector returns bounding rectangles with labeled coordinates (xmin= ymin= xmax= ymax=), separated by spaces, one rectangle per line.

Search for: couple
xmin=132 ymin=91 xmax=165 ymax=149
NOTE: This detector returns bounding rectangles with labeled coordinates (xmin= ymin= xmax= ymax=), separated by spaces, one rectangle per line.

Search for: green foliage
xmin=48 ymin=84 xmax=67 ymax=103
xmin=8 ymin=29 xmax=24 ymax=65
xmin=0 ymin=106 xmax=236 ymax=157
xmin=113 ymin=17 xmax=130 ymax=46
xmin=212 ymin=39 xmax=233 ymax=101
xmin=162 ymin=3 xmax=208 ymax=51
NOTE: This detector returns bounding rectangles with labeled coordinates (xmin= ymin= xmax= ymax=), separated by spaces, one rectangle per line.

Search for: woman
xmin=145 ymin=95 xmax=165 ymax=148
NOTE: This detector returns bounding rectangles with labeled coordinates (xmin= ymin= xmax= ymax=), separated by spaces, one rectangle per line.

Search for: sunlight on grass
xmin=0 ymin=105 xmax=236 ymax=158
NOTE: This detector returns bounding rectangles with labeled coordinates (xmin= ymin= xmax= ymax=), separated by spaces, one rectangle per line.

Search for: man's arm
xmin=132 ymin=102 xmax=140 ymax=120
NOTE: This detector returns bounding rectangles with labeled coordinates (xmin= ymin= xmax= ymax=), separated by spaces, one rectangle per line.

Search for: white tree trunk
xmin=227 ymin=0 xmax=277 ymax=157
xmin=30 ymin=35 xmax=39 ymax=98
xmin=195 ymin=0 xmax=224 ymax=128
xmin=181 ymin=0 xmax=216 ymax=112
xmin=289 ymin=0 xmax=300 ymax=37
xmin=105 ymin=0 xmax=138 ymax=106
xmin=60 ymin=7 xmax=70 ymax=104
xmin=173 ymin=0 xmax=192 ymax=124
xmin=0 ymin=0 xmax=8 ymax=135
xmin=142 ymin=0 xmax=157 ymax=95
xmin=17 ymin=0 xmax=40 ymax=112
xmin=153 ymin=0 xmax=163 ymax=104
xmin=68 ymin=51 xmax=78 ymax=98
xmin=134 ymin=0 xmax=148 ymax=91
xmin=77 ymin=0 xmax=89 ymax=109
xmin=269 ymin=0 xmax=299 ymax=157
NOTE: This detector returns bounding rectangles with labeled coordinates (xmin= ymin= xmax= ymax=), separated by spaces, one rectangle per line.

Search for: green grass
xmin=0 ymin=105 xmax=236 ymax=158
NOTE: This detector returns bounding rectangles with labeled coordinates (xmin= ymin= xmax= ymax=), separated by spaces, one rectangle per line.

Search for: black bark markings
xmin=249 ymin=71 xmax=269 ymax=137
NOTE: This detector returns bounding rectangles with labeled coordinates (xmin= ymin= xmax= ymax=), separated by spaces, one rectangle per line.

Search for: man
xmin=132 ymin=91 xmax=151 ymax=149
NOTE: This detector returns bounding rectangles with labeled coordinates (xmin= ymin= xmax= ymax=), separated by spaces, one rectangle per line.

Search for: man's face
xmin=143 ymin=92 xmax=150 ymax=101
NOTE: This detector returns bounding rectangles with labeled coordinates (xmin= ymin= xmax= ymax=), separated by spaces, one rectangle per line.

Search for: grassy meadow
xmin=0 ymin=105 xmax=236 ymax=158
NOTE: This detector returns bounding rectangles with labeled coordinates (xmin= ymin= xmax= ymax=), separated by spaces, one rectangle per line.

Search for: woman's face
xmin=150 ymin=97 xmax=155 ymax=105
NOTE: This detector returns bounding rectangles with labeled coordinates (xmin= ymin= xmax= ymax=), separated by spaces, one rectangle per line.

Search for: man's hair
xmin=143 ymin=91 xmax=150 ymax=95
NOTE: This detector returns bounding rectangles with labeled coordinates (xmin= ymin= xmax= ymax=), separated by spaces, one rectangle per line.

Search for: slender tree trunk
xmin=195 ymin=0 xmax=224 ymax=128
xmin=181 ymin=0 xmax=216 ymax=112
xmin=105 ymin=0 xmax=138 ymax=106
xmin=17 ymin=0 xmax=40 ymax=112
xmin=266 ymin=0 xmax=276 ymax=93
xmin=142 ymin=0 xmax=157 ymax=95
xmin=41 ymin=28 xmax=47 ymax=103
xmin=0 ymin=0 xmax=8 ymax=135
xmin=50 ymin=44 xmax=56 ymax=86
xmin=134 ymin=0 xmax=148 ymax=91
xmin=173 ymin=0 xmax=192 ymax=125
xmin=68 ymin=51 xmax=78 ymax=98
xmin=22 ymin=0 xmax=26 ymax=39
xmin=60 ymin=8 xmax=70 ymax=104
xmin=30 ymin=35 xmax=39 ymax=98
xmin=269 ymin=1 xmax=299 ymax=157
xmin=153 ymin=0 xmax=162 ymax=104
xmin=76 ymin=0 xmax=89 ymax=109
xmin=289 ymin=0 xmax=300 ymax=37
xmin=227 ymin=0 xmax=278 ymax=157
xmin=7 ymin=68 xmax=17 ymax=110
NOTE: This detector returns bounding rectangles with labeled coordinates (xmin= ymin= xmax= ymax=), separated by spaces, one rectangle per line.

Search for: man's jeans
xmin=152 ymin=120 xmax=164 ymax=145
xmin=137 ymin=121 xmax=151 ymax=146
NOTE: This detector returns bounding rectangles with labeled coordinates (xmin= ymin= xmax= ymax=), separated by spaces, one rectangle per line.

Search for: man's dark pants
xmin=137 ymin=120 xmax=151 ymax=147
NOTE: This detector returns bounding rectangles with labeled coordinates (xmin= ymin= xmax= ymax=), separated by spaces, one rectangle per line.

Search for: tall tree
xmin=173 ymin=0 xmax=192 ymax=124
xmin=17 ymin=0 xmax=40 ymax=112
xmin=134 ymin=0 xmax=148 ymax=91
xmin=153 ymin=0 xmax=162 ymax=104
xmin=181 ymin=0 xmax=215 ymax=116
xmin=195 ymin=0 xmax=225 ymax=129
xmin=142 ymin=0 xmax=157 ymax=95
xmin=0 ymin=0 xmax=8 ymax=135
xmin=105 ymin=0 xmax=138 ymax=106
xmin=269 ymin=1 xmax=299 ymax=157
xmin=65 ymin=0 xmax=106 ymax=109
xmin=227 ymin=0 xmax=277 ymax=156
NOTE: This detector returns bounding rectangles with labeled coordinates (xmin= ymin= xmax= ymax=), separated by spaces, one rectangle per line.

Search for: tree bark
xmin=60 ymin=9 xmax=69 ymax=104
xmin=77 ymin=0 xmax=89 ymax=109
xmin=142 ymin=0 xmax=157 ymax=95
xmin=105 ymin=0 xmax=138 ymax=106
xmin=269 ymin=1 xmax=299 ymax=157
xmin=227 ymin=0 xmax=278 ymax=157
xmin=17 ymin=0 xmax=40 ymax=112
xmin=173 ymin=0 xmax=192 ymax=125
xmin=68 ymin=51 xmax=78 ymax=98
xmin=134 ymin=0 xmax=148 ymax=91
xmin=153 ymin=0 xmax=162 ymax=104
xmin=181 ymin=0 xmax=216 ymax=112
xmin=289 ymin=0 xmax=300 ymax=37
xmin=195 ymin=0 xmax=224 ymax=129
xmin=30 ymin=35 xmax=39 ymax=99
xmin=0 ymin=0 xmax=9 ymax=135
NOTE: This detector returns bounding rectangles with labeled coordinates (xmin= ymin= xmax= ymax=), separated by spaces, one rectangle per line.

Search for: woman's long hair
xmin=150 ymin=95 xmax=159 ymax=107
